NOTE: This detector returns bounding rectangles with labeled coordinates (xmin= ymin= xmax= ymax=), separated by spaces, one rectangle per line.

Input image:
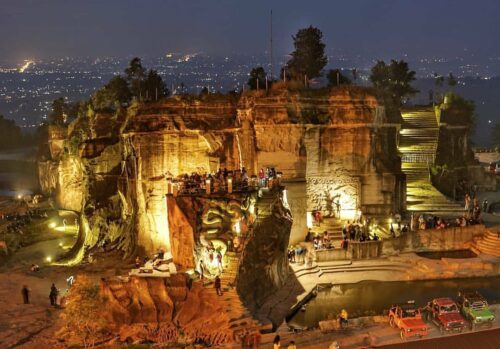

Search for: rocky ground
xmin=0 ymin=200 xmax=135 ymax=349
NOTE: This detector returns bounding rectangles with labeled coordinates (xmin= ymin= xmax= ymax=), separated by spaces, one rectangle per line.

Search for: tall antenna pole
xmin=270 ymin=10 xmax=273 ymax=80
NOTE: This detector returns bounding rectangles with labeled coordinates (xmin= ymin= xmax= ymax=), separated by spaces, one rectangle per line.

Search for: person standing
xmin=214 ymin=275 xmax=222 ymax=296
xmin=273 ymin=335 xmax=281 ymax=349
xmin=216 ymin=250 xmax=223 ymax=273
xmin=21 ymin=285 xmax=30 ymax=304
xmin=199 ymin=259 xmax=205 ymax=280
xmin=49 ymin=283 xmax=58 ymax=306
xmin=287 ymin=341 xmax=297 ymax=349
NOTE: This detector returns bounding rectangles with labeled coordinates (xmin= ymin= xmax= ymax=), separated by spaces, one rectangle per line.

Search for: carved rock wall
xmin=39 ymin=88 xmax=403 ymax=257
xmin=100 ymin=274 xmax=234 ymax=346
xmin=237 ymin=191 xmax=292 ymax=309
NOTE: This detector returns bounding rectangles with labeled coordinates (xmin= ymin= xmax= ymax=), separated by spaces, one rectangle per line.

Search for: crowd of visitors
xmin=171 ymin=167 xmax=280 ymax=195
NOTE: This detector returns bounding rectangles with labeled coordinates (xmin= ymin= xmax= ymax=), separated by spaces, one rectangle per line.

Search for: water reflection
xmin=288 ymin=277 xmax=500 ymax=328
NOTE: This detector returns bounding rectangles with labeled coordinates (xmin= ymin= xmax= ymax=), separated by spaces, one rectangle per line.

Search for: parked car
xmin=424 ymin=298 xmax=466 ymax=334
xmin=389 ymin=301 xmax=428 ymax=340
xmin=457 ymin=291 xmax=495 ymax=330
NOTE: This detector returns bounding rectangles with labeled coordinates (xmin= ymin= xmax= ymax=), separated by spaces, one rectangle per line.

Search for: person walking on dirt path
xmin=49 ymin=283 xmax=59 ymax=306
xmin=214 ymin=275 xmax=222 ymax=296
xmin=21 ymin=285 xmax=30 ymax=304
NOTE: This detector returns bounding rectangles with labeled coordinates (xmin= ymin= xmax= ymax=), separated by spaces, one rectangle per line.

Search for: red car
xmin=425 ymin=298 xmax=467 ymax=334
xmin=389 ymin=301 xmax=429 ymax=340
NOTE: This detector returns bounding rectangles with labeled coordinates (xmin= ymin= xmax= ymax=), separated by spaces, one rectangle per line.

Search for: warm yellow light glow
xmin=205 ymin=179 xmax=211 ymax=194
xmin=227 ymin=177 xmax=233 ymax=193
xmin=234 ymin=221 xmax=241 ymax=235
xmin=282 ymin=189 xmax=290 ymax=209
xmin=48 ymin=222 xmax=57 ymax=229
xmin=17 ymin=194 xmax=22 ymax=199
xmin=19 ymin=60 xmax=34 ymax=73
xmin=166 ymin=179 xmax=172 ymax=194
xmin=46 ymin=256 xmax=52 ymax=263
xmin=306 ymin=212 xmax=313 ymax=228
xmin=59 ymin=242 xmax=63 ymax=247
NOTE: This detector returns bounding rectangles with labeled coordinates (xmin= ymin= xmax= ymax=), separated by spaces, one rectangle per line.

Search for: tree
xmin=434 ymin=72 xmax=445 ymax=87
xmin=92 ymin=76 xmax=131 ymax=110
xmin=0 ymin=115 xmax=22 ymax=150
xmin=287 ymin=26 xmax=327 ymax=83
xmin=143 ymin=69 xmax=169 ymax=101
xmin=247 ymin=67 xmax=267 ymax=90
xmin=49 ymin=97 xmax=67 ymax=125
xmin=125 ymin=57 xmax=146 ymax=99
xmin=199 ymin=86 xmax=209 ymax=96
xmin=370 ymin=60 xmax=417 ymax=105
xmin=442 ymin=92 xmax=475 ymax=127
xmin=433 ymin=72 xmax=445 ymax=103
xmin=352 ymin=68 xmax=358 ymax=83
xmin=447 ymin=72 xmax=457 ymax=88
xmin=492 ymin=123 xmax=500 ymax=148
xmin=326 ymin=69 xmax=352 ymax=87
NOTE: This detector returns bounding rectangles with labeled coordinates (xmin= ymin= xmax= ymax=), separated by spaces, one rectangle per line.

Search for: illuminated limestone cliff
xmin=37 ymin=86 xmax=404 ymax=344
xmin=38 ymin=86 xmax=404 ymax=258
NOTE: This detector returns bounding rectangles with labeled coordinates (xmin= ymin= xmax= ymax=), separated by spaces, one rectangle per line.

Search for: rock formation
xmin=38 ymin=86 xmax=404 ymax=257
xmin=38 ymin=86 xmax=406 ymax=345
xmin=101 ymin=274 xmax=234 ymax=346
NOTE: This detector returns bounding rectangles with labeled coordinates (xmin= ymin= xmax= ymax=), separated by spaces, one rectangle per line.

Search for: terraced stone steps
xmin=309 ymin=217 xmax=344 ymax=241
xmin=470 ymin=229 xmax=500 ymax=257
xmin=399 ymin=108 xmax=463 ymax=213
xmin=292 ymin=260 xmax=409 ymax=279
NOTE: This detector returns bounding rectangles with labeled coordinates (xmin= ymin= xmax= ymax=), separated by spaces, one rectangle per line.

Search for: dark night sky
xmin=1 ymin=0 xmax=499 ymax=61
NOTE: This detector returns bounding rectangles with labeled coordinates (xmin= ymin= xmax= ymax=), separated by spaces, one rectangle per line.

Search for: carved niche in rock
xmin=307 ymin=170 xmax=360 ymax=219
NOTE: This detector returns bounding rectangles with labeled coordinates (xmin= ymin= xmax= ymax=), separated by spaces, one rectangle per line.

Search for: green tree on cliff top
xmin=247 ymin=66 xmax=267 ymax=90
xmin=287 ymin=26 xmax=327 ymax=83
xmin=92 ymin=75 xmax=131 ymax=111
xmin=49 ymin=97 xmax=67 ymax=125
xmin=370 ymin=60 xmax=417 ymax=105
xmin=326 ymin=69 xmax=351 ymax=87
xmin=125 ymin=57 xmax=146 ymax=99
xmin=143 ymin=69 xmax=169 ymax=101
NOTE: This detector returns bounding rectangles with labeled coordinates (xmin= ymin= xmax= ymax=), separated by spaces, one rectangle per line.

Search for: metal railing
xmin=401 ymin=153 xmax=435 ymax=164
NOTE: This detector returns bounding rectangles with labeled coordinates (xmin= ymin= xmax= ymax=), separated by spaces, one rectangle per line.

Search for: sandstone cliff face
xmin=39 ymin=87 xmax=403 ymax=257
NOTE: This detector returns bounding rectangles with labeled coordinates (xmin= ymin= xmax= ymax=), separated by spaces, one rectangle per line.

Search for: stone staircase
xmin=309 ymin=217 xmax=344 ymax=241
xmin=206 ymin=194 xmax=281 ymax=340
xmin=470 ymin=228 xmax=500 ymax=257
xmin=215 ymin=250 xmax=265 ymax=338
xmin=399 ymin=108 xmax=463 ymax=213
xmin=292 ymin=260 xmax=409 ymax=279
